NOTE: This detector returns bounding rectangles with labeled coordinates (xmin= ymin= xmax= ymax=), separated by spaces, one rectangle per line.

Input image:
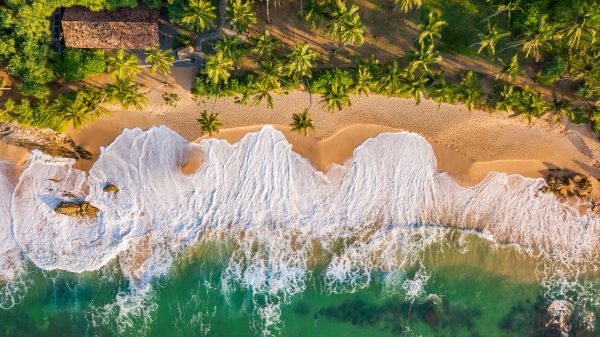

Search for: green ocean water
xmin=1 ymin=234 xmax=598 ymax=337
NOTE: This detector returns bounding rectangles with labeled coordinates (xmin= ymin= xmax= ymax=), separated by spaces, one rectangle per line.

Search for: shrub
xmin=0 ymin=98 xmax=65 ymax=131
xmin=56 ymin=48 xmax=106 ymax=81
xmin=536 ymin=56 xmax=566 ymax=86
xmin=309 ymin=69 xmax=354 ymax=94
xmin=192 ymin=73 xmax=257 ymax=97
xmin=174 ymin=34 xmax=194 ymax=49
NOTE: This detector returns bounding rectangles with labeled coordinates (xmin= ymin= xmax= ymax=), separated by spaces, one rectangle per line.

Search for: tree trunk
xmin=212 ymin=83 xmax=222 ymax=114
xmin=266 ymin=0 xmax=271 ymax=24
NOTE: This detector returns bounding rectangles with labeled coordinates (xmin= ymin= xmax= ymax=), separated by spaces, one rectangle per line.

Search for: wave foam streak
xmin=1 ymin=125 xmax=599 ymax=334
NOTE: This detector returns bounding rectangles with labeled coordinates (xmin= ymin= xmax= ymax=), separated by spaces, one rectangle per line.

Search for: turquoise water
xmin=2 ymin=234 xmax=598 ymax=337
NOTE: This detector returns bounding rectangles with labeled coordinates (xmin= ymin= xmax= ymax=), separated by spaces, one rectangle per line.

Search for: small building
xmin=61 ymin=6 xmax=160 ymax=50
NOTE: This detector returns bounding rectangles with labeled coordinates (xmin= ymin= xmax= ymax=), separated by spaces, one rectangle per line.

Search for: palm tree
xmin=353 ymin=66 xmax=374 ymax=96
xmin=481 ymin=0 xmax=521 ymax=24
xmin=228 ymin=0 xmax=257 ymax=34
xmin=497 ymin=54 xmax=523 ymax=83
xmin=417 ymin=8 xmax=446 ymax=49
xmin=286 ymin=43 xmax=317 ymax=79
xmin=197 ymin=110 xmax=223 ymax=136
xmin=257 ymin=58 xmax=284 ymax=89
xmin=408 ymin=44 xmax=441 ymax=75
xmin=214 ymin=33 xmax=244 ymax=68
xmin=472 ymin=23 xmax=510 ymax=56
xmin=203 ymin=52 xmax=234 ymax=84
xmin=322 ymin=83 xmax=351 ymax=112
xmin=494 ymin=84 xmax=519 ymax=112
xmin=290 ymin=109 xmax=315 ymax=135
xmin=145 ymin=48 xmax=174 ymax=77
xmin=377 ymin=61 xmax=404 ymax=96
xmin=106 ymin=81 xmax=149 ymax=111
xmin=521 ymin=17 xmax=555 ymax=61
xmin=430 ymin=78 xmax=459 ymax=108
xmin=251 ymin=30 xmax=279 ymax=62
xmin=393 ymin=0 xmax=422 ymax=13
xmin=181 ymin=0 xmax=217 ymax=32
xmin=252 ymin=81 xmax=275 ymax=109
xmin=458 ymin=71 xmax=483 ymax=111
xmin=107 ymin=49 xmax=141 ymax=82
xmin=60 ymin=87 xmax=108 ymax=129
xmin=551 ymin=93 xmax=575 ymax=123
xmin=523 ymin=87 xmax=549 ymax=123
xmin=401 ymin=75 xmax=427 ymax=105
xmin=300 ymin=0 xmax=326 ymax=29
xmin=558 ymin=5 xmax=598 ymax=51
xmin=327 ymin=0 xmax=365 ymax=50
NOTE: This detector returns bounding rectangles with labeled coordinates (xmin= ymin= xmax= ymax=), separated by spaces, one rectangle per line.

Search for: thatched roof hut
xmin=61 ymin=6 xmax=160 ymax=50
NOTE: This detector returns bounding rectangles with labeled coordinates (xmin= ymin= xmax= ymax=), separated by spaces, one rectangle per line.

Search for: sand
xmin=2 ymin=68 xmax=599 ymax=198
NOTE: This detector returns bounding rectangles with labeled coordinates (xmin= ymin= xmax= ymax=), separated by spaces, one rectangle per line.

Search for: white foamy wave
xmin=0 ymin=161 xmax=28 ymax=309
xmin=1 ymin=125 xmax=599 ymax=332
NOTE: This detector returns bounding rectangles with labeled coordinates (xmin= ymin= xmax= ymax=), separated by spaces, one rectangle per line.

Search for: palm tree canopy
xmin=286 ymin=43 xmax=317 ymax=79
xmin=322 ymin=83 xmax=351 ymax=112
xmin=417 ymin=8 xmax=446 ymax=49
xmin=181 ymin=0 xmax=217 ymax=32
xmin=145 ymin=48 xmax=174 ymax=76
xmin=393 ymin=0 xmax=422 ymax=13
xmin=498 ymin=54 xmax=523 ymax=83
xmin=476 ymin=23 xmax=510 ymax=55
xmin=203 ymin=52 xmax=234 ymax=85
xmin=252 ymin=81 xmax=275 ymax=109
xmin=521 ymin=17 xmax=555 ymax=61
xmin=290 ymin=109 xmax=315 ymax=135
xmin=106 ymin=81 xmax=149 ymax=111
xmin=377 ymin=60 xmax=405 ymax=96
xmin=327 ymin=0 xmax=365 ymax=47
xmin=257 ymin=58 xmax=284 ymax=89
xmin=107 ymin=49 xmax=141 ymax=82
xmin=214 ymin=33 xmax=244 ymax=67
xmin=197 ymin=110 xmax=223 ymax=136
xmin=300 ymin=0 xmax=326 ymax=29
xmin=228 ymin=0 xmax=257 ymax=34
xmin=251 ymin=30 xmax=280 ymax=61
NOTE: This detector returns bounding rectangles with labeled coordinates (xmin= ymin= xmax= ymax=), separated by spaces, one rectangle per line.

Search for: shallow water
xmin=1 ymin=126 xmax=599 ymax=336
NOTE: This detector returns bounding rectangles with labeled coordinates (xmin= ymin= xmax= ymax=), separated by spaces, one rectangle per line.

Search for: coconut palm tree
xmin=106 ymin=81 xmax=149 ymax=111
xmin=551 ymin=93 xmax=575 ymax=123
xmin=322 ymin=83 xmax=351 ymax=112
xmin=257 ymin=58 xmax=284 ymax=89
xmin=377 ymin=60 xmax=404 ymax=96
xmin=353 ymin=66 xmax=374 ymax=96
xmin=393 ymin=0 xmax=422 ymax=13
xmin=408 ymin=44 xmax=441 ymax=75
xmin=251 ymin=30 xmax=279 ymax=62
xmin=521 ymin=17 xmax=555 ymax=61
xmin=214 ymin=33 xmax=244 ymax=68
xmin=203 ymin=52 xmax=234 ymax=85
xmin=417 ymin=8 xmax=446 ymax=49
xmin=481 ymin=0 xmax=521 ymax=24
xmin=558 ymin=4 xmax=598 ymax=51
xmin=60 ymin=87 xmax=108 ymax=129
xmin=401 ymin=75 xmax=427 ymax=105
xmin=107 ymin=49 xmax=141 ymax=82
xmin=327 ymin=0 xmax=365 ymax=51
xmin=472 ymin=23 xmax=510 ymax=56
xmin=497 ymin=54 xmax=523 ymax=83
xmin=145 ymin=48 xmax=175 ymax=77
xmin=337 ymin=16 xmax=366 ymax=49
xmin=290 ymin=109 xmax=315 ymax=135
xmin=197 ymin=110 xmax=223 ymax=136
xmin=430 ymin=78 xmax=459 ymax=108
xmin=286 ymin=43 xmax=317 ymax=79
xmin=181 ymin=0 xmax=217 ymax=32
xmin=252 ymin=81 xmax=276 ymax=109
xmin=228 ymin=0 xmax=257 ymax=34
xmin=458 ymin=71 xmax=483 ymax=111
xmin=300 ymin=0 xmax=326 ymax=29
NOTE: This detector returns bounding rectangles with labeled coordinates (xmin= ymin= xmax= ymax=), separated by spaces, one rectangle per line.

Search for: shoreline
xmin=1 ymin=87 xmax=599 ymax=198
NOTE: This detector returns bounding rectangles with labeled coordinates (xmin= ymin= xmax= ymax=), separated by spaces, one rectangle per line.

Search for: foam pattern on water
xmin=1 ymin=125 xmax=599 ymax=334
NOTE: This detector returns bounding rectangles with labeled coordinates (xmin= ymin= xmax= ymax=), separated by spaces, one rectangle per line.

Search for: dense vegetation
xmin=0 ymin=0 xmax=598 ymax=136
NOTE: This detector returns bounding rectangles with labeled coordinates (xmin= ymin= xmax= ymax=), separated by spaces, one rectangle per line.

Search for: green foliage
xmin=106 ymin=49 xmax=140 ymax=82
xmin=228 ymin=0 xmax=257 ymax=34
xmin=180 ymin=0 xmax=217 ymax=32
xmin=162 ymin=92 xmax=181 ymax=107
xmin=106 ymin=0 xmax=137 ymax=10
xmin=56 ymin=48 xmax=106 ymax=81
xmin=197 ymin=110 xmax=223 ymax=136
xmin=193 ymin=73 xmax=257 ymax=97
xmin=290 ymin=109 xmax=315 ymax=135
xmin=0 ymin=98 xmax=65 ymax=131
xmin=174 ymin=34 xmax=194 ymax=49
xmin=309 ymin=68 xmax=353 ymax=94
xmin=536 ymin=56 xmax=566 ymax=85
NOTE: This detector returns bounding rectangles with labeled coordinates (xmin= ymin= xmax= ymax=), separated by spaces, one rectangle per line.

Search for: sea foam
xmin=1 ymin=125 xmax=599 ymax=333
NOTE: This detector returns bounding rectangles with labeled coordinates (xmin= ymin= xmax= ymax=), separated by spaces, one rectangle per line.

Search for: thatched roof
xmin=62 ymin=6 xmax=160 ymax=50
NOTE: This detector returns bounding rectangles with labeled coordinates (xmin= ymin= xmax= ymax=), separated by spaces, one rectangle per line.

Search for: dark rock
xmin=103 ymin=184 xmax=119 ymax=193
xmin=54 ymin=201 xmax=100 ymax=218
xmin=0 ymin=122 xmax=92 ymax=160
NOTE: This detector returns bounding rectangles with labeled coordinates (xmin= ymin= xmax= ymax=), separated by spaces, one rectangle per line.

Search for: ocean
xmin=0 ymin=126 xmax=598 ymax=336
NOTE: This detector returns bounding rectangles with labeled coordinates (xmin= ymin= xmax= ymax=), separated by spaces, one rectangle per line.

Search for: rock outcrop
xmin=544 ymin=174 xmax=593 ymax=200
xmin=54 ymin=201 xmax=100 ymax=218
xmin=0 ymin=122 xmax=92 ymax=160
xmin=103 ymin=184 xmax=119 ymax=193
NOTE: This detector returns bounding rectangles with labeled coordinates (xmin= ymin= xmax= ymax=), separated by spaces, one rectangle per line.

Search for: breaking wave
xmin=0 ymin=125 xmax=599 ymax=335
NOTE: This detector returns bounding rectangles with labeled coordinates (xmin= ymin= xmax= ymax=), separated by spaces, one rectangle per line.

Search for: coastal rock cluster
xmin=544 ymin=174 xmax=593 ymax=200
xmin=54 ymin=201 xmax=100 ymax=218
xmin=0 ymin=122 xmax=92 ymax=160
